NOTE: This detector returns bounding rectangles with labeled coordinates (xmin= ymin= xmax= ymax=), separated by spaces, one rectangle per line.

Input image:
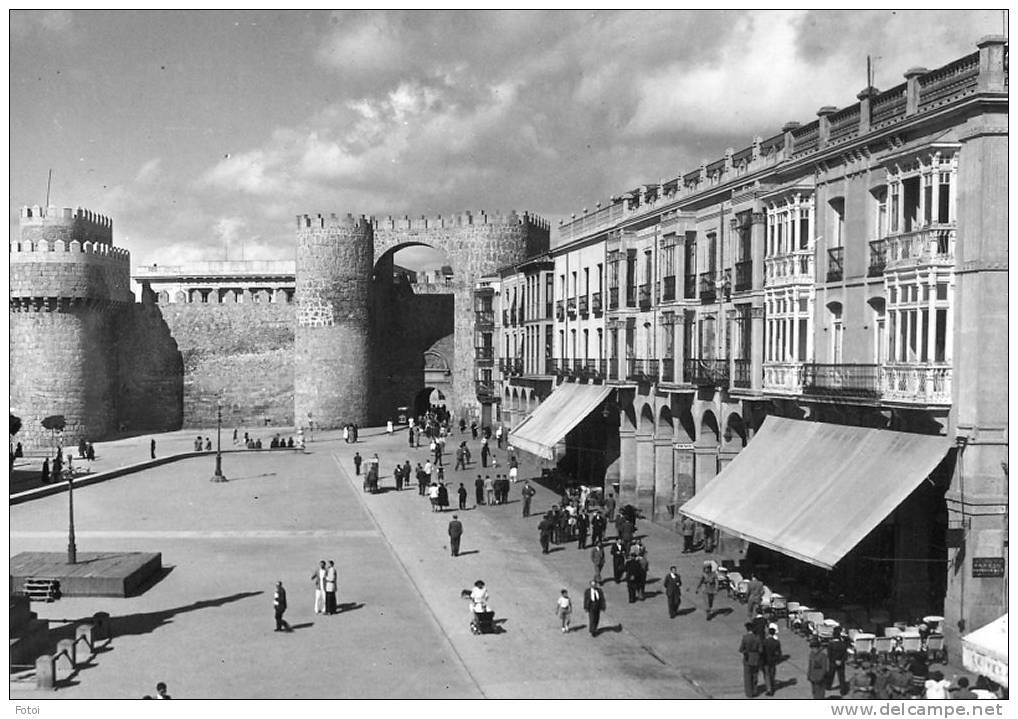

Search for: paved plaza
xmin=12 ymin=426 xmax=915 ymax=700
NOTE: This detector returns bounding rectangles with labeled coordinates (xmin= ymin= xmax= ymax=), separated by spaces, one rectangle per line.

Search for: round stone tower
xmin=294 ymin=213 xmax=373 ymax=428
xmin=10 ymin=205 xmax=133 ymax=449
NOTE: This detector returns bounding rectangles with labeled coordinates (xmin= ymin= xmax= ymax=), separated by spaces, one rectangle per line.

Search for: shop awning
xmin=508 ymin=382 xmax=612 ymax=461
xmin=679 ymin=416 xmax=951 ymax=570
xmin=962 ymin=615 xmax=1008 ymax=688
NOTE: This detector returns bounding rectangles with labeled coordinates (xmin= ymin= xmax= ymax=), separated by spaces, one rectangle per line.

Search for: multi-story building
xmin=508 ymin=37 xmax=1007 ymax=655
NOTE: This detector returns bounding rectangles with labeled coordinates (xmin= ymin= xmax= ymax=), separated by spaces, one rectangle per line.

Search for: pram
xmin=470 ymin=610 xmax=496 ymax=635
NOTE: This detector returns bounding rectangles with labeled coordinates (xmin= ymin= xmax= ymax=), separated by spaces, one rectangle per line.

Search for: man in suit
xmin=746 ymin=573 xmax=765 ymax=618
xmin=739 ymin=621 xmax=764 ymax=698
xmin=521 ymin=481 xmax=536 ymax=517
xmin=625 ymin=555 xmax=641 ymax=603
xmin=538 ymin=513 xmax=552 ymax=554
xmin=605 ymin=492 xmax=616 ymax=521
xmin=590 ymin=510 xmax=607 ymax=546
xmin=324 ymin=560 xmax=338 ymax=615
xmin=474 ymin=474 xmax=485 ymax=505
xmin=590 ymin=543 xmax=605 ymax=583
xmin=610 ymin=538 xmax=627 ymax=583
xmin=448 ymin=515 xmax=463 ymax=557
xmin=273 ymin=581 xmax=290 ymax=632
xmin=576 ymin=510 xmax=589 ymax=549
xmin=583 ymin=580 xmax=606 ymax=636
xmin=762 ymin=625 xmax=783 ymax=696
xmin=826 ymin=626 xmax=849 ymax=695
xmin=664 ymin=566 xmax=683 ymax=618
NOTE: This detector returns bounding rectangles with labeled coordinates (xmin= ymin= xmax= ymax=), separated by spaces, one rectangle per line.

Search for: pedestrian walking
xmin=555 ymin=589 xmax=572 ymax=633
xmin=762 ymin=626 xmax=782 ymax=696
xmin=521 ymin=481 xmax=535 ymax=516
xmin=480 ymin=441 xmax=490 ymax=468
xmin=495 ymin=425 xmax=504 ymax=449
xmin=807 ymin=639 xmax=831 ymax=699
xmin=150 ymin=439 xmax=156 ymax=459
xmin=448 ymin=514 xmax=463 ymax=557
xmin=610 ymin=538 xmax=627 ymax=583
xmin=325 ymin=560 xmax=338 ymax=615
xmin=746 ymin=573 xmax=765 ymax=618
xmin=576 ymin=510 xmax=589 ymax=549
xmin=583 ymin=581 xmax=605 ymax=636
xmin=437 ymin=481 xmax=449 ymax=510
xmin=454 ymin=444 xmax=466 ymax=471
xmin=625 ymin=555 xmax=641 ymax=603
xmin=590 ymin=543 xmax=605 ymax=583
xmin=343 ymin=425 xmax=349 ymax=443
xmin=826 ymin=626 xmax=849 ymax=695
xmin=538 ymin=513 xmax=552 ymax=554
xmin=274 ymin=581 xmax=290 ymax=631
xmin=484 ymin=475 xmax=494 ymax=505
xmin=311 ymin=560 xmax=327 ymax=614
xmin=41 ymin=457 xmax=50 ymax=484
xmin=702 ymin=524 xmax=717 ymax=553
xmin=739 ymin=621 xmax=763 ymax=698
xmin=470 ymin=421 xmax=478 ymax=439
xmin=664 ymin=566 xmax=683 ymax=618
xmin=605 ymin=492 xmax=616 ymax=521
xmin=695 ymin=561 xmax=720 ymax=620
xmin=353 ymin=452 xmax=362 ymax=476
xmin=681 ymin=516 xmax=696 ymax=553
xmin=474 ymin=474 xmax=485 ymax=505
xmin=457 ymin=483 xmax=467 ymax=510
xmin=386 ymin=419 xmax=393 ymax=435
xmin=428 ymin=482 xmax=440 ymax=511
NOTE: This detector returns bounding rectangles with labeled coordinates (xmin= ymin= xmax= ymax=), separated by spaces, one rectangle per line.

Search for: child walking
xmin=556 ymin=589 xmax=572 ymax=633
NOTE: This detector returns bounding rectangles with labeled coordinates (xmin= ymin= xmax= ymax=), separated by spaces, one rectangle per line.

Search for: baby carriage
xmin=461 ymin=586 xmax=497 ymax=634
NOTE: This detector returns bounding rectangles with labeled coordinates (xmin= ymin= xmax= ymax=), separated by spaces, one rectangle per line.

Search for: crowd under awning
xmin=508 ymin=382 xmax=612 ymax=461
xmin=962 ymin=614 xmax=1008 ymax=688
xmin=679 ymin=416 xmax=951 ymax=570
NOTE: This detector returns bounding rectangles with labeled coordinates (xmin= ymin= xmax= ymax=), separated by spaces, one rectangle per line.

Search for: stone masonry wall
xmin=10 ymin=304 xmax=119 ymax=450
xmin=158 ymin=303 xmax=295 ymax=428
xmin=115 ymin=303 xmax=184 ymax=434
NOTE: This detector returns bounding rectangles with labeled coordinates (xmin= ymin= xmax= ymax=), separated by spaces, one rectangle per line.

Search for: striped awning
xmin=508 ymin=382 xmax=612 ymax=461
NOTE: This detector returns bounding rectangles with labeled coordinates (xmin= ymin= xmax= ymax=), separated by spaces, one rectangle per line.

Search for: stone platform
xmin=10 ymin=552 xmax=162 ymax=598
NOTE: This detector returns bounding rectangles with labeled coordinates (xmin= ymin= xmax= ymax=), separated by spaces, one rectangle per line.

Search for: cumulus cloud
xmin=11 ymin=10 xmax=75 ymax=40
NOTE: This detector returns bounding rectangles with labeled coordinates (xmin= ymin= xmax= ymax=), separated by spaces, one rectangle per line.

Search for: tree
xmin=10 ymin=414 xmax=21 ymax=436
xmin=41 ymin=415 xmax=66 ymax=452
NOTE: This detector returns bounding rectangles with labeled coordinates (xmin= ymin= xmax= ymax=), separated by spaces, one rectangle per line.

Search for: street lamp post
xmin=67 ymin=464 xmax=77 ymax=564
xmin=211 ymin=402 xmax=227 ymax=482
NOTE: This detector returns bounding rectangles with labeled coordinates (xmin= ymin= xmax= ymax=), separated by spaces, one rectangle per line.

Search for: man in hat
xmin=583 ymin=580 xmax=606 ymax=636
xmin=448 ymin=515 xmax=464 ymax=557
xmin=762 ymin=625 xmax=783 ymax=695
xmin=273 ymin=581 xmax=290 ymax=632
xmin=664 ymin=566 xmax=683 ymax=618
xmin=739 ymin=621 xmax=763 ymax=697
xmin=807 ymin=638 xmax=830 ymax=699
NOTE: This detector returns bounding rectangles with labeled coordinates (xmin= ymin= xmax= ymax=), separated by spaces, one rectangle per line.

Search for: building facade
xmin=507 ymin=38 xmax=1007 ymax=655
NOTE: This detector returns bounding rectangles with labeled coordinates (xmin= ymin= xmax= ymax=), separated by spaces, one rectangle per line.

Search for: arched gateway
xmin=294 ymin=211 xmax=549 ymax=428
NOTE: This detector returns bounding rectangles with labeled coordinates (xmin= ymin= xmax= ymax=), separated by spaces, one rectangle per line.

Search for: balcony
xmin=826 ymin=247 xmax=844 ymax=282
xmin=608 ymin=287 xmax=619 ymax=310
xmin=735 ymin=261 xmax=752 ymax=291
xmin=475 ymin=380 xmax=497 ymax=402
xmin=801 ymin=363 xmax=880 ymax=399
xmin=498 ymin=358 xmax=508 ymax=376
xmin=683 ymin=358 xmax=730 ymax=386
xmin=733 ymin=358 xmax=753 ymax=389
xmin=578 ymin=295 xmax=589 ymax=317
xmin=661 ymin=275 xmax=676 ymax=302
xmin=567 ymin=297 xmax=577 ymax=318
xmin=684 ymin=273 xmax=697 ymax=299
xmin=638 ymin=283 xmax=652 ymax=310
xmin=591 ymin=291 xmax=603 ymax=316
xmin=555 ymin=300 xmax=565 ymax=321
xmin=510 ymin=358 xmax=524 ymax=376
xmin=608 ymin=357 xmax=619 ymax=380
xmin=627 ymin=358 xmax=660 ymax=382
xmin=881 ymin=363 xmax=952 ymax=405
xmin=763 ymin=361 xmax=805 ymax=394
xmin=699 ymin=272 xmax=717 ymax=304
xmin=764 ymin=249 xmax=814 ymax=286
xmin=868 ymin=239 xmax=887 ymax=277
xmin=884 ymin=227 xmax=955 ymax=270
xmin=502 ymin=309 xmax=510 ymax=327
xmin=587 ymin=359 xmax=607 ymax=380
xmin=660 ymin=357 xmax=675 ymax=383
xmin=475 ymin=346 xmax=494 ymax=364
xmin=625 ymin=285 xmax=637 ymax=308
xmin=475 ymin=309 xmax=495 ymax=328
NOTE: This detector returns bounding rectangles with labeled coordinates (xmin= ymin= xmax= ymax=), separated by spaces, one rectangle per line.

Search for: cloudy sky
xmin=9 ymin=9 xmax=1005 ymax=269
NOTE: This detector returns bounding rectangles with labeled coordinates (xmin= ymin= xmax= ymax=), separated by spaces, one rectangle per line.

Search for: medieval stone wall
xmin=115 ymin=303 xmax=184 ymax=434
xmin=157 ymin=303 xmax=295 ymax=428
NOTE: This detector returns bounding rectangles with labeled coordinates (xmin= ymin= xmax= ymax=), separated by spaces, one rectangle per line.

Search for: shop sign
xmin=971 ymin=557 xmax=1005 ymax=578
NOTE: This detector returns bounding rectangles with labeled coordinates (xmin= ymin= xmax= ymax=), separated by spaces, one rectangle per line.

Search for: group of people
xmin=342 ymin=424 xmax=360 ymax=443
xmin=537 ymin=491 xmax=624 ymax=555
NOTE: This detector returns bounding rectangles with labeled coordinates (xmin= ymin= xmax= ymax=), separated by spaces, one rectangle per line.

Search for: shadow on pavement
xmin=288 ymin=622 xmax=315 ymax=630
xmin=675 ymin=607 xmax=697 ymax=617
xmin=337 ymin=602 xmax=364 ymax=613
xmin=595 ymin=623 xmax=623 ymax=636
xmin=112 ymin=590 xmax=263 ymax=639
xmin=128 ymin=565 xmax=176 ymax=597
xmin=457 ymin=550 xmax=480 ymax=557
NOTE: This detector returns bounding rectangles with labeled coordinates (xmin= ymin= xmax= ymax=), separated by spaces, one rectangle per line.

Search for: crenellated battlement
xmin=9 ymin=238 xmax=130 ymax=263
xmin=370 ymin=210 xmax=550 ymax=232
xmin=296 ymin=210 xmax=551 ymax=233
xmin=19 ymin=205 xmax=114 ymax=245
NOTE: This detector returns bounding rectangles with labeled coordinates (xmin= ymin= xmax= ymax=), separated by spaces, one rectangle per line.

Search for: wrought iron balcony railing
xmin=475 ymin=381 xmax=497 ymax=402
xmin=475 ymin=309 xmax=495 ymax=327
xmin=475 ymin=346 xmax=495 ymax=362
xmin=735 ymin=260 xmax=752 ymax=291
xmin=733 ymin=358 xmax=753 ymax=389
xmin=510 ymin=358 xmax=524 ymax=376
xmin=638 ymin=283 xmax=652 ymax=310
xmin=868 ymin=239 xmax=886 ymax=277
xmin=625 ymin=285 xmax=637 ymax=308
xmin=608 ymin=287 xmax=619 ymax=310
xmin=826 ymin=247 xmax=844 ymax=282
xmin=699 ymin=272 xmax=717 ymax=304
xmin=661 ymin=275 xmax=676 ymax=302
xmin=591 ymin=291 xmax=603 ymax=315
xmin=578 ymin=295 xmax=589 ymax=316
xmin=801 ymin=363 xmax=880 ymax=399
xmin=683 ymin=358 xmax=730 ymax=386
xmin=684 ymin=273 xmax=697 ymax=299
xmin=567 ymin=297 xmax=577 ymax=318
xmin=555 ymin=300 xmax=565 ymax=321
